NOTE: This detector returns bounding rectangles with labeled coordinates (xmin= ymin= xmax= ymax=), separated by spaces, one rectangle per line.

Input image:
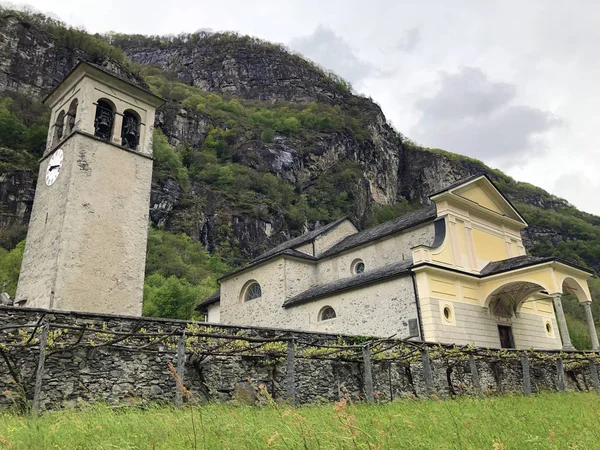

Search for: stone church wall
xmin=0 ymin=306 xmax=597 ymax=411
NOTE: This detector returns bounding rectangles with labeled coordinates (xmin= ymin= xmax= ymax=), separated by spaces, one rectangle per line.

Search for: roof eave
xmin=282 ymin=267 xmax=413 ymax=309
xmin=43 ymin=61 xmax=165 ymax=108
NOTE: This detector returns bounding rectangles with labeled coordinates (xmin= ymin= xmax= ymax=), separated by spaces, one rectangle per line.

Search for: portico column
xmin=552 ymin=294 xmax=576 ymax=351
xmin=582 ymin=301 xmax=600 ymax=351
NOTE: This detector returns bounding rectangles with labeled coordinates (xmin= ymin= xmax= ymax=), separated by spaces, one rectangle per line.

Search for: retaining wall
xmin=0 ymin=306 xmax=598 ymax=411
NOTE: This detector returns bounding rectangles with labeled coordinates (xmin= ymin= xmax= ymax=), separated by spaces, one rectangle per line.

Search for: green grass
xmin=0 ymin=393 xmax=598 ymax=449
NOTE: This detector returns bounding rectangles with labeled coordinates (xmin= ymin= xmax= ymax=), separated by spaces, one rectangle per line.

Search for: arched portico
xmin=483 ymin=275 xmax=598 ymax=351
xmin=561 ymin=277 xmax=599 ymax=351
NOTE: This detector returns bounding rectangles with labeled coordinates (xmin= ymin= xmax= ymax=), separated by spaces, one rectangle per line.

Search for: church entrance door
xmin=498 ymin=325 xmax=515 ymax=349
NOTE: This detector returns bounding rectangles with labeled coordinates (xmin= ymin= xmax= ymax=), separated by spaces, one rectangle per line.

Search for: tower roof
xmin=43 ymin=61 xmax=164 ymax=108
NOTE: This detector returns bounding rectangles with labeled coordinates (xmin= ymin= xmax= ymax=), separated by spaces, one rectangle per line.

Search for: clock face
xmin=45 ymin=148 xmax=63 ymax=186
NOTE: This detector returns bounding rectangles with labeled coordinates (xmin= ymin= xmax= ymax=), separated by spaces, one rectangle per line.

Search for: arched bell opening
xmin=53 ymin=110 xmax=65 ymax=144
xmin=65 ymin=98 xmax=78 ymax=135
xmin=94 ymin=98 xmax=115 ymax=141
xmin=121 ymin=109 xmax=141 ymax=150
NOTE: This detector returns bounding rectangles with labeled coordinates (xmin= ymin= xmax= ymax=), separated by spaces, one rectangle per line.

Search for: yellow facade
xmin=413 ymin=175 xmax=594 ymax=350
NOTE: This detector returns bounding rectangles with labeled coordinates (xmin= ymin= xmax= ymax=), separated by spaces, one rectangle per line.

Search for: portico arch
xmin=484 ymin=281 xmax=548 ymax=312
xmin=561 ymin=277 xmax=591 ymax=303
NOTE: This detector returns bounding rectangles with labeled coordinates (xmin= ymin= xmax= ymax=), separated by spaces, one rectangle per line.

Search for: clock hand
xmin=49 ymin=165 xmax=60 ymax=171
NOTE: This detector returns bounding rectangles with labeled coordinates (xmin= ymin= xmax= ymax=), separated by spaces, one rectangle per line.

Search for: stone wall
xmin=0 ymin=305 xmax=597 ymax=411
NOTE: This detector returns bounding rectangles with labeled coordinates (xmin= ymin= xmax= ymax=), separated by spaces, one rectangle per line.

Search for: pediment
xmin=432 ymin=175 xmax=526 ymax=225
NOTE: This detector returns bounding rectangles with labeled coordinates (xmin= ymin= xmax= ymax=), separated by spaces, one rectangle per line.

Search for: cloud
xmin=411 ymin=68 xmax=562 ymax=165
xmin=395 ymin=27 xmax=420 ymax=52
xmin=288 ymin=25 xmax=377 ymax=86
xmin=553 ymin=171 xmax=600 ymax=215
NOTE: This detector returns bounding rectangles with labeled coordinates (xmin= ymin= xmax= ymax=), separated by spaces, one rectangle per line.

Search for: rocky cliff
xmin=0 ymin=11 xmax=598 ymax=276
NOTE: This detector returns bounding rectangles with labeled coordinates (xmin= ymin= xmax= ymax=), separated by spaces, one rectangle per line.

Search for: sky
xmin=6 ymin=0 xmax=600 ymax=215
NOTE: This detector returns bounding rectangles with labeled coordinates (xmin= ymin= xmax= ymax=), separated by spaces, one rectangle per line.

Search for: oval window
xmin=443 ymin=305 xmax=453 ymax=322
xmin=352 ymin=259 xmax=365 ymax=275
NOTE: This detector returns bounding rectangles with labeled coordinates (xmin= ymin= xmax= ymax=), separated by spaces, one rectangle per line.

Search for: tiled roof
xmin=251 ymin=217 xmax=349 ymax=262
xmin=282 ymin=260 xmax=413 ymax=308
xmin=480 ymin=256 xmax=553 ymax=276
xmin=319 ymin=205 xmax=437 ymax=258
xmin=218 ymin=217 xmax=346 ymax=281
xmin=197 ymin=288 xmax=220 ymax=312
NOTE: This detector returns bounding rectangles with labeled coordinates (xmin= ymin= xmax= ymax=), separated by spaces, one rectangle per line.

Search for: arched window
xmin=351 ymin=259 xmax=365 ymax=275
xmin=94 ymin=99 xmax=115 ymax=141
xmin=54 ymin=110 xmax=65 ymax=143
xmin=121 ymin=109 xmax=141 ymax=150
xmin=65 ymin=98 xmax=78 ymax=135
xmin=319 ymin=306 xmax=336 ymax=321
xmin=244 ymin=282 xmax=262 ymax=301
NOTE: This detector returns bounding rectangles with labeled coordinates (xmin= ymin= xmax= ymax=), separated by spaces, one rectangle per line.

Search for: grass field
xmin=0 ymin=393 xmax=598 ymax=449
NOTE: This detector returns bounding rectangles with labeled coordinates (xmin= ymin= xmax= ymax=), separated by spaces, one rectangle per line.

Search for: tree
xmin=142 ymin=273 xmax=216 ymax=320
xmin=260 ymin=128 xmax=275 ymax=143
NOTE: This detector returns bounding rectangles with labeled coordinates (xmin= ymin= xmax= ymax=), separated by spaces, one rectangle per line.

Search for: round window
xmin=443 ymin=306 xmax=453 ymax=322
xmin=352 ymin=259 xmax=365 ymax=275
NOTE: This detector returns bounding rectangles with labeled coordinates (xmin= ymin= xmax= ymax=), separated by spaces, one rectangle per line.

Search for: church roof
xmin=320 ymin=205 xmax=437 ymax=258
xmin=282 ymin=259 xmax=413 ymax=308
xmin=251 ymin=216 xmax=349 ymax=263
xmin=43 ymin=61 xmax=164 ymax=107
xmin=198 ymin=288 xmax=221 ymax=312
xmin=480 ymin=255 xmax=553 ymax=276
xmin=480 ymin=255 xmax=593 ymax=277
xmin=218 ymin=217 xmax=346 ymax=281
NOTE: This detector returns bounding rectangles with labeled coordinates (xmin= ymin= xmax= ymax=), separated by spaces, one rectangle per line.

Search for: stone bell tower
xmin=15 ymin=62 xmax=164 ymax=316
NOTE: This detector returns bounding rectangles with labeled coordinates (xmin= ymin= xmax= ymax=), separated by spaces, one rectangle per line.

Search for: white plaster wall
xmin=294 ymin=242 xmax=314 ymax=257
xmin=207 ymin=303 xmax=220 ymax=323
xmin=284 ymin=259 xmax=318 ymax=299
xmin=221 ymin=271 xmax=418 ymax=337
xmin=313 ymin=220 xmax=357 ymax=256
xmin=16 ymin=141 xmax=75 ymax=308
xmin=317 ymin=223 xmax=435 ymax=285
xmin=219 ymin=259 xmax=286 ymax=328
xmin=420 ymin=297 xmax=561 ymax=350
xmin=17 ymin=133 xmax=152 ymax=316
xmin=291 ymin=276 xmax=418 ymax=337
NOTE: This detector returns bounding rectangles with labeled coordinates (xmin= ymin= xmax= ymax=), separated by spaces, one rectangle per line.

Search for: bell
xmin=121 ymin=116 xmax=140 ymax=149
xmin=94 ymin=108 xmax=113 ymax=140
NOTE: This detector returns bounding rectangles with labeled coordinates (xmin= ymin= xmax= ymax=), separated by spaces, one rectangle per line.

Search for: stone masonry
xmin=0 ymin=306 xmax=597 ymax=411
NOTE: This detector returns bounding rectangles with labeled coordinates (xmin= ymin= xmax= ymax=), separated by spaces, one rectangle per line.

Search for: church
xmin=199 ymin=174 xmax=598 ymax=351
xmin=13 ymin=61 xmax=597 ymax=353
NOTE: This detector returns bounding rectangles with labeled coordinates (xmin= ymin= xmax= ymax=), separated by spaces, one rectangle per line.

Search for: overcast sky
xmin=7 ymin=0 xmax=600 ymax=215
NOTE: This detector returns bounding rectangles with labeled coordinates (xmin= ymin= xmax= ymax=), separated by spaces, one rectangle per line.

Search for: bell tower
xmin=15 ymin=62 xmax=164 ymax=316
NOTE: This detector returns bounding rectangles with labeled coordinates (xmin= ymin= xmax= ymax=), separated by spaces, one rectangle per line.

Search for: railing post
xmin=521 ymin=356 xmax=532 ymax=396
xmin=175 ymin=332 xmax=186 ymax=408
xmin=362 ymin=344 xmax=374 ymax=402
xmin=286 ymin=339 xmax=296 ymax=405
xmin=588 ymin=359 xmax=600 ymax=394
xmin=420 ymin=349 xmax=434 ymax=395
xmin=469 ymin=354 xmax=483 ymax=398
xmin=32 ymin=322 xmax=49 ymax=415
xmin=556 ymin=357 xmax=565 ymax=392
